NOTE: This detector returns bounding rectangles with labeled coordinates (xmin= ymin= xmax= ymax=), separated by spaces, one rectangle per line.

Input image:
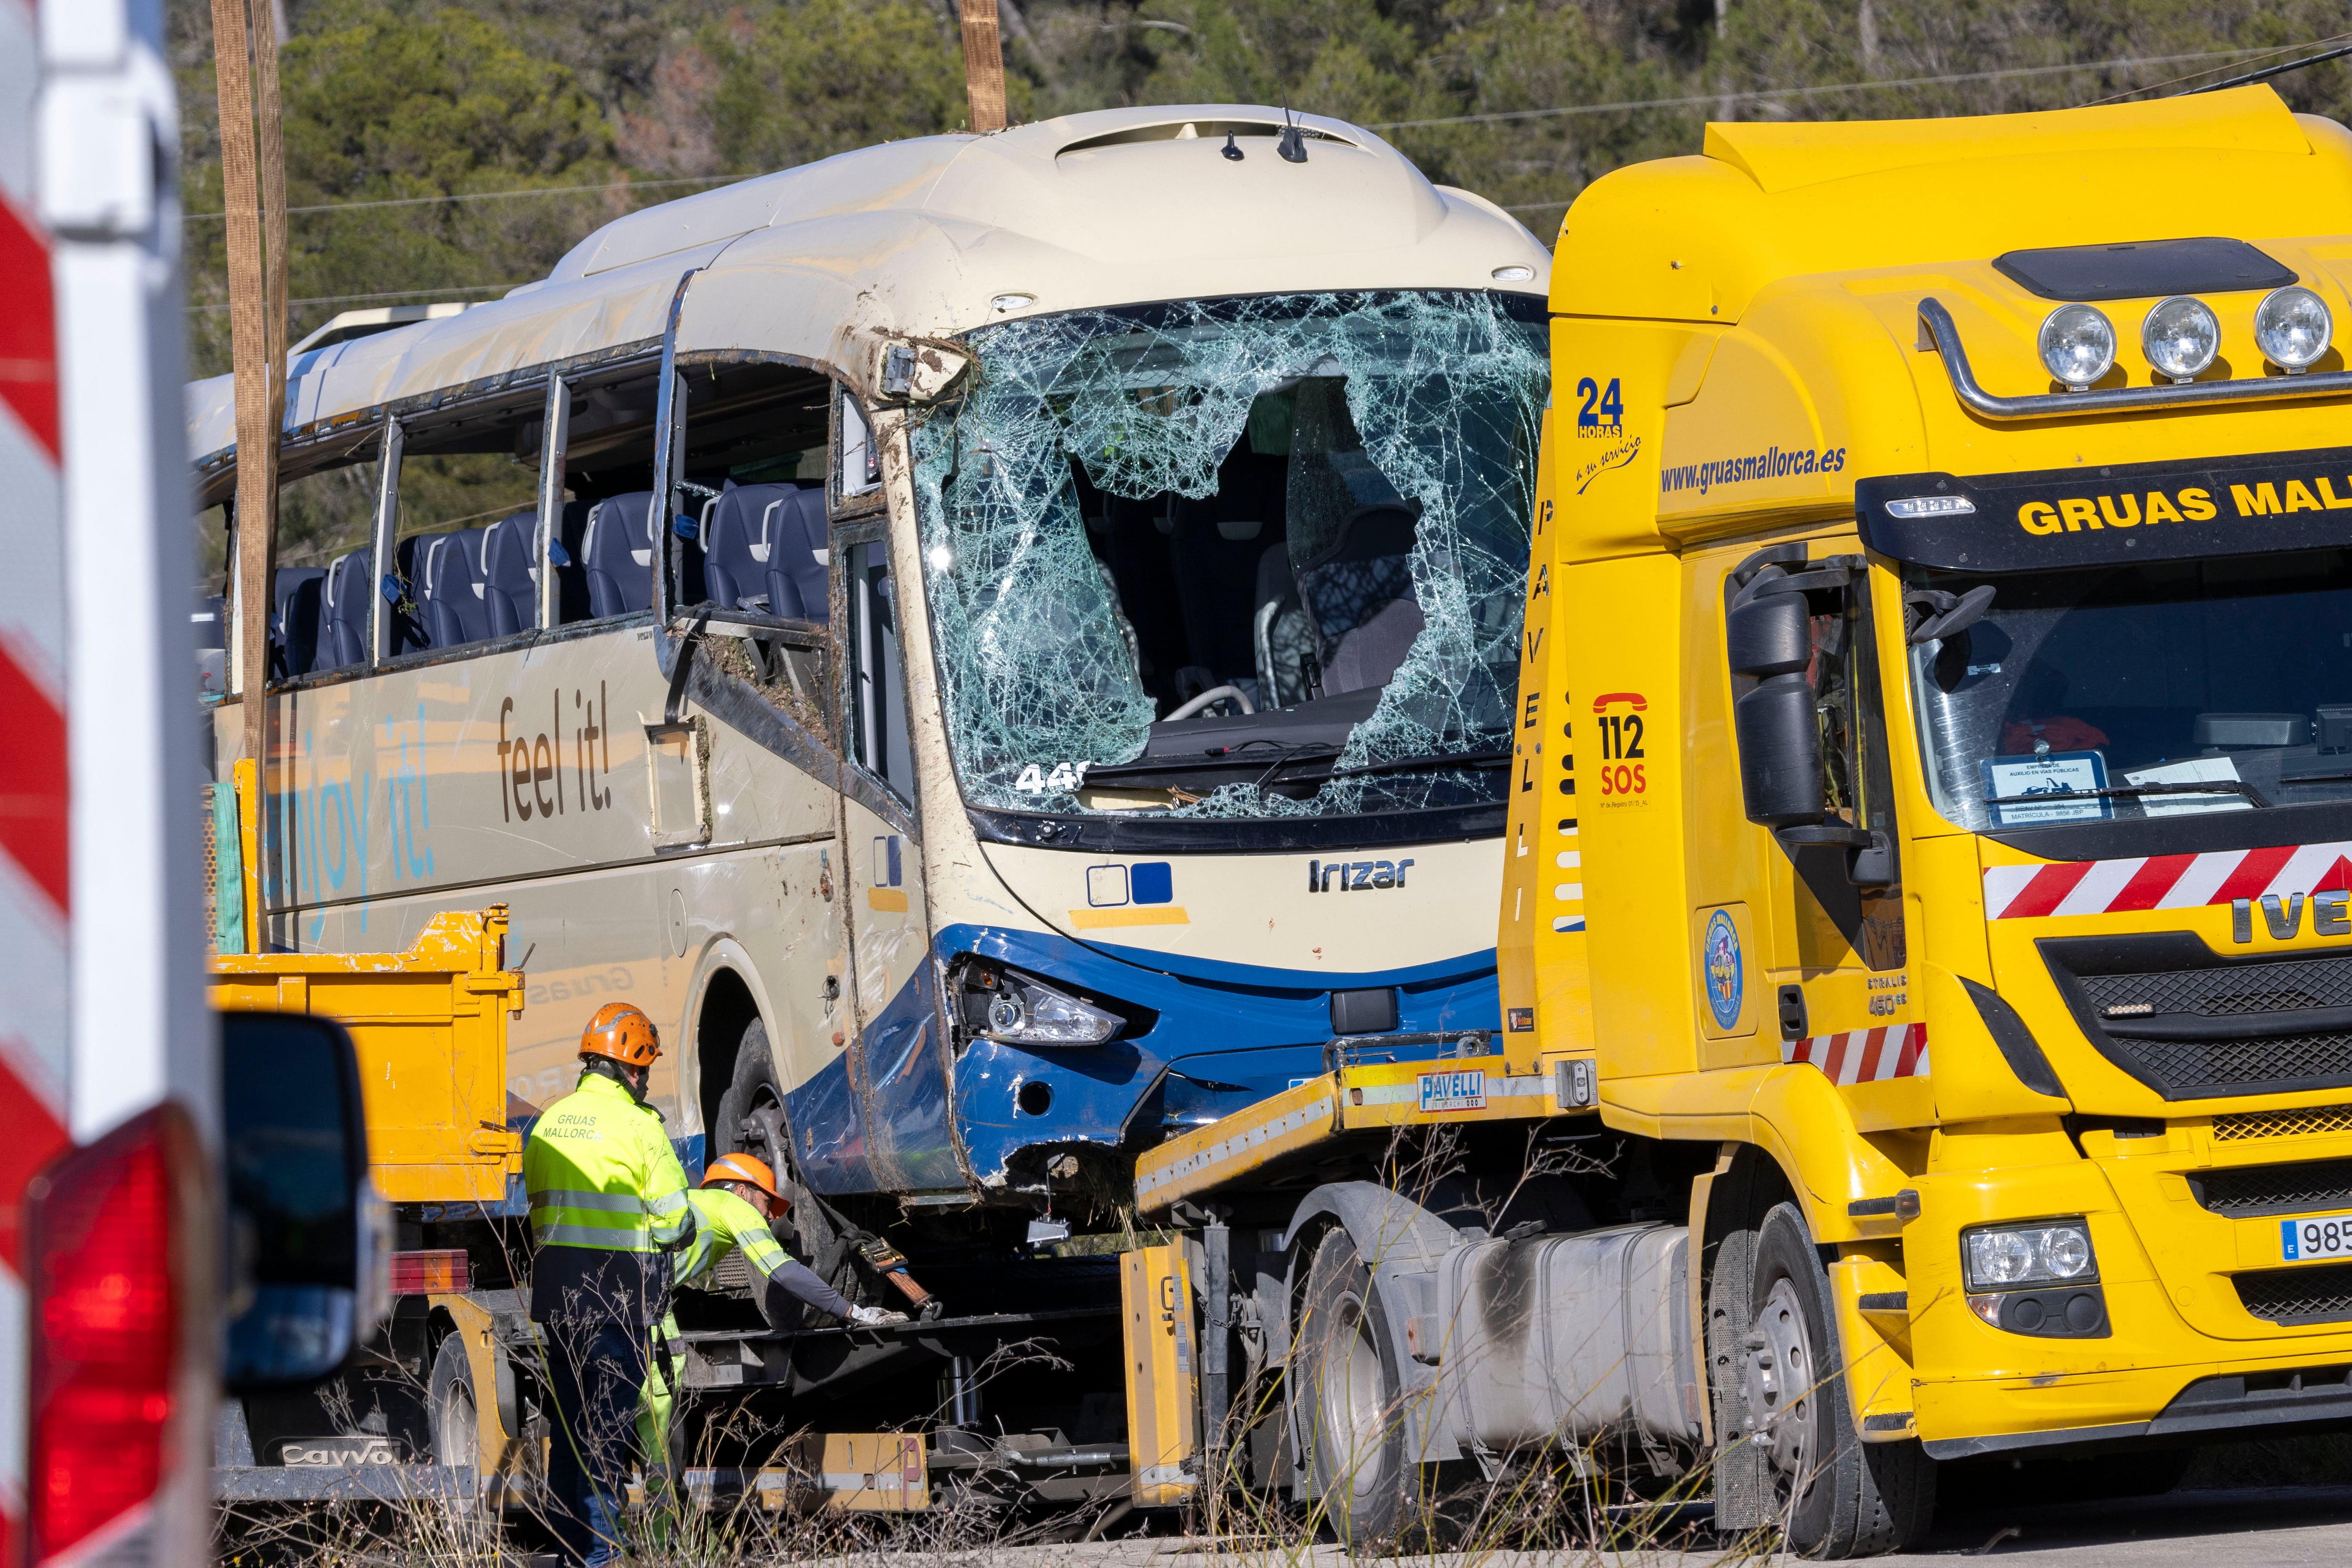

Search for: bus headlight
xmin=2039 ymin=304 xmax=2116 ymax=391
xmin=961 ymin=963 xmax=1126 ymax=1047
xmin=2142 ymin=295 xmax=2219 ymax=382
xmin=1963 ymin=1218 xmax=2097 ymax=1290
xmin=2256 ymin=285 xmax=2333 ymax=372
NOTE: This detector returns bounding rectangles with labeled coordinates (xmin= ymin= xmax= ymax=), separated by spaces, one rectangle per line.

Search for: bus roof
xmin=1554 ymin=86 xmax=2352 ymax=324
xmin=189 ymin=104 xmax=1548 ymax=465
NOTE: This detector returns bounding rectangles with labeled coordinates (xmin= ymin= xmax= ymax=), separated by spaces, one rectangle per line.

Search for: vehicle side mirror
xmin=1733 ymin=672 xmax=1825 ymax=827
xmin=220 ymin=1011 xmax=384 ymax=1393
xmin=1727 ymin=581 xmax=1824 ymax=826
xmin=1725 ymin=583 xmax=1812 ymax=678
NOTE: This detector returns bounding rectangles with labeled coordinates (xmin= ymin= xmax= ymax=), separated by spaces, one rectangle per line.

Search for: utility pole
xmin=209 ymin=0 xmax=286 ymax=794
xmin=959 ymin=0 xmax=1007 ymax=133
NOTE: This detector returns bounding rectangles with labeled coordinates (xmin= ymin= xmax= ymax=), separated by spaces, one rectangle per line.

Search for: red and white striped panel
xmin=1782 ymin=1024 xmax=1929 ymax=1084
xmin=1984 ymin=841 xmax=2352 ymax=921
xmin=2 ymin=0 xmax=72 ymax=1555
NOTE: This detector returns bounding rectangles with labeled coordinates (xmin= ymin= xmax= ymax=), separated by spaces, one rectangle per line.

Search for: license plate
xmin=2280 ymin=1215 xmax=2352 ymax=1263
xmin=1418 ymin=1069 xmax=1486 ymax=1113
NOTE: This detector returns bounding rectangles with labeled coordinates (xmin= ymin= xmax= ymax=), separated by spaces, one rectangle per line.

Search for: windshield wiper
xmin=1986 ymin=779 xmax=2273 ymax=811
xmin=1325 ymin=747 xmax=1512 ymax=780
xmin=1256 ymin=746 xmax=1512 ymax=788
xmin=1081 ymin=740 xmax=1338 ymax=783
xmin=1082 ymin=742 xmax=1510 ymax=790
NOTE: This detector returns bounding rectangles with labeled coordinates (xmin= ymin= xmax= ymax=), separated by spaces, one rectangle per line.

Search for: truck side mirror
xmin=1726 ymin=582 xmax=1825 ymax=827
xmin=220 ymin=1011 xmax=383 ymax=1393
xmin=1733 ymin=672 xmax=1825 ymax=827
xmin=1725 ymin=582 xmax=1812 ymax=679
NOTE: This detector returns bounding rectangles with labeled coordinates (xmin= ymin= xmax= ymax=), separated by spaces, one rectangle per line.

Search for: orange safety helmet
xmin=580 ymin=1003 xmax=661 ymax=1068
xmin=702 ymin=1152 xmax=787 ymax=1208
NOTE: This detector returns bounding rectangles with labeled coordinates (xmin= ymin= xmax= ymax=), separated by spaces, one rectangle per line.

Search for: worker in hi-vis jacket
xmin=523 ymin=1003 xmax=696 ymax=1568
xmin=636 ymin=1151 xmax=906 ymax=1478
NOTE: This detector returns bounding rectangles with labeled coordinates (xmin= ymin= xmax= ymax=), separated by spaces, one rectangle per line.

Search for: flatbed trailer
xmin=1110 ymin=1050 xmax=1643 ymax=1537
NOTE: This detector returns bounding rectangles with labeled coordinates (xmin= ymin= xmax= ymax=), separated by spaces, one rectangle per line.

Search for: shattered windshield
xmin=1908 ymin=548 xmax=2352 ymax=830
xmin=910 ymin=290 xmax=1548 ymax=820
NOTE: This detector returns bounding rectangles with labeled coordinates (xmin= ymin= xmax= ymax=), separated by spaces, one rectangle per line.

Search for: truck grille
xmin=2236 ymin=1263 xmax=2352 ymax=1327
xmin=2190 ymin=1158 xmax=2352 ymax=1218
xmin=2217 ymin=1102 xmax=2352 ymax=1142
xmin=2039 ymin=935 xmax=2352 ymax=1100
xmin=2082 ymin=955 xmax=2352 ymax=1018
xmin=2108 ymin=1032 xmax=2352 ymax=1098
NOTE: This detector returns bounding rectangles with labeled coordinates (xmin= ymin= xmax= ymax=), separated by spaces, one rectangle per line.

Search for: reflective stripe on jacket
xmin=675 ymin=1187 xmax=793 ymax=1288
xmin=524 ymin=1071 xmax=695 ymax=1323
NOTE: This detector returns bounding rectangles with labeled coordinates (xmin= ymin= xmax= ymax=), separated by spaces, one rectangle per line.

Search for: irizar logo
xmin=1308 ymin=857 xmax=1414 ymax=892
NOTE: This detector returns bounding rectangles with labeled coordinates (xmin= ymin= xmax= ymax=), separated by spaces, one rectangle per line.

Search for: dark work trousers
xmin=545 ymin=1320 xmax=651 ymax=1567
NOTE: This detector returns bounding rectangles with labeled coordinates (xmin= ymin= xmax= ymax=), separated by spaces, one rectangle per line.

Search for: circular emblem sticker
xmin=1704 ymin=909 xmax=1743 ymax=1029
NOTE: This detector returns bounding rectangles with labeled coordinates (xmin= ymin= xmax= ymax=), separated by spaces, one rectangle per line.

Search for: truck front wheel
xmin=1743 ymin=1202 xmax=1934 ymax=1557
xmin=1296 ymin=1227 xmax=1406 ymax=1548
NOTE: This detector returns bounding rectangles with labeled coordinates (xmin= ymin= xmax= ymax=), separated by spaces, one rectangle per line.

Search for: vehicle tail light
xmin=389 ymin=1248 xmax=469 ymax=1295
xmin=25 ymin=1106 xmax=208 ymax=1567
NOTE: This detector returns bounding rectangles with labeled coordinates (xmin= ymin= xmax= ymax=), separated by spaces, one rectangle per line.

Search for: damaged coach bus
xmin=188 ymin=105 xmax=1547 ymax=1266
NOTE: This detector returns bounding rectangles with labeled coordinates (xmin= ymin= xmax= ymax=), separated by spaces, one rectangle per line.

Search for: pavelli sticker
xmin=1418 ymin=1069 xmax=1487 ymax=1113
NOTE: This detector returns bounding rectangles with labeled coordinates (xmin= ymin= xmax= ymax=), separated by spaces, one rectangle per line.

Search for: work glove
xmin=848 ymin=1304 xmax=909 ymax=1327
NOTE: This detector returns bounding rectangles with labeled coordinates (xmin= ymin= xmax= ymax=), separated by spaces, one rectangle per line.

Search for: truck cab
xmin=1505 ymin=84 xmax=2352 ymax=1551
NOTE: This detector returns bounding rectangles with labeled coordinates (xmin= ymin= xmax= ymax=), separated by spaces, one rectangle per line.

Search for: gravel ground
xmin=792 ymin=1486 xmax=2352 ymax=1568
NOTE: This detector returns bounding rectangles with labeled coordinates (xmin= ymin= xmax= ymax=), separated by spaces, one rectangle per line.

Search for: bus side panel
xmin=241 ymin=628 xmax=834 ymax=937
xmin=231 ymin=630 xmax=853 ymax=1140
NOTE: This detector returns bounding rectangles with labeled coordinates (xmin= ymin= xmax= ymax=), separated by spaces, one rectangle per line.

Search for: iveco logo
xmin=281 ymin=1437 xmax=401 ymax=1467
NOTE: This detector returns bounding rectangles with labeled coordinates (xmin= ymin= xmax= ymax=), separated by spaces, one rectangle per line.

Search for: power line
xmin=1362 ymin=48 xmax=2268 ymax=132
xmin=183 ymin=173 xmax=744 ymax=223
xmin=174 ymin=38 xmax=2343 ymax=232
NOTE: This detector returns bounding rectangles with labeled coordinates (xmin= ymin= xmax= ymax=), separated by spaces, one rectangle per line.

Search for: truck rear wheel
xmin=428 ymin=1334 xmax=483 ymax=1518
xmin=1744 ymin=1203 xmax=1933 ymax=1557
xmin=1296 ymin=1227 xmax=1406 ymax=1548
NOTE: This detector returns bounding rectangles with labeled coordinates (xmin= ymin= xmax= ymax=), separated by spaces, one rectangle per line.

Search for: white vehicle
xmin=10 ymin=5 xmax=372 ymax=1565
xmin=186 ymin=107 xmax=1549 ymax=1275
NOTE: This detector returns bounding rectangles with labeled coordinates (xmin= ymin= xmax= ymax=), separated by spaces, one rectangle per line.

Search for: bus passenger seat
xmin=766 ymin=487 xmax=830 ymax=623
xmin=581 ymin=492 xmax=658 ymax=618
xmin=271 ymin=567 xmax=325 ymax=677
xmin=416 ymin=528 xmax=488 ymax=648
xmin=1169 ymin=502 xmax=1269 ymax=688
xmin=480 ymin=513 xmax=539 ymax=637
xmin=702 ymin=481 xmax=803 ymax=613
xmin=319 ymin=548 xmax=375 ymax=670
xmin=1295 ymin=504 xmax=1422 ymax=695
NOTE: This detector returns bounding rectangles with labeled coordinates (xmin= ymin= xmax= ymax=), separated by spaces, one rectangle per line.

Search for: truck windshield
xmin=909 ymin=290 xmax=1547 ymax=820
xmin=1906 ymin=548 xmax=2352 ymax=830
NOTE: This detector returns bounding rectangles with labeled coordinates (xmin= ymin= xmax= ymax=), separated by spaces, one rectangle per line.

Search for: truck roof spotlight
xmin=2256 ymin=284 xmax=2333 ymax=372
xmin=2039 ymin=303 xmax=2116 ymax=391
xmin=2142 ymin=295 xmax=2219 ymax=383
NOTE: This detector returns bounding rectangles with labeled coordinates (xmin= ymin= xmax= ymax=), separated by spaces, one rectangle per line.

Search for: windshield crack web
xmin=911 ymin=291 xmax=1547 ymax=819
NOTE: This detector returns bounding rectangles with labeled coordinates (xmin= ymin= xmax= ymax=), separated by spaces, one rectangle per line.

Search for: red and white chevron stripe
xmin=1984 ymin=841 xmax=2352 ymax=921
xmin=1783 ymin=1024 xmax=1929 ymax=1084
xmin=3 ymin=0 xmax=72 ymax=1553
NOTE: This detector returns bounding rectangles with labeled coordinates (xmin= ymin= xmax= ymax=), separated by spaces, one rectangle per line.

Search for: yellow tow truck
xmin=207 ymin=758 xmax=533 ymax=1504
xmin=1114 ymin=85 xmax=2352 ymax=1557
